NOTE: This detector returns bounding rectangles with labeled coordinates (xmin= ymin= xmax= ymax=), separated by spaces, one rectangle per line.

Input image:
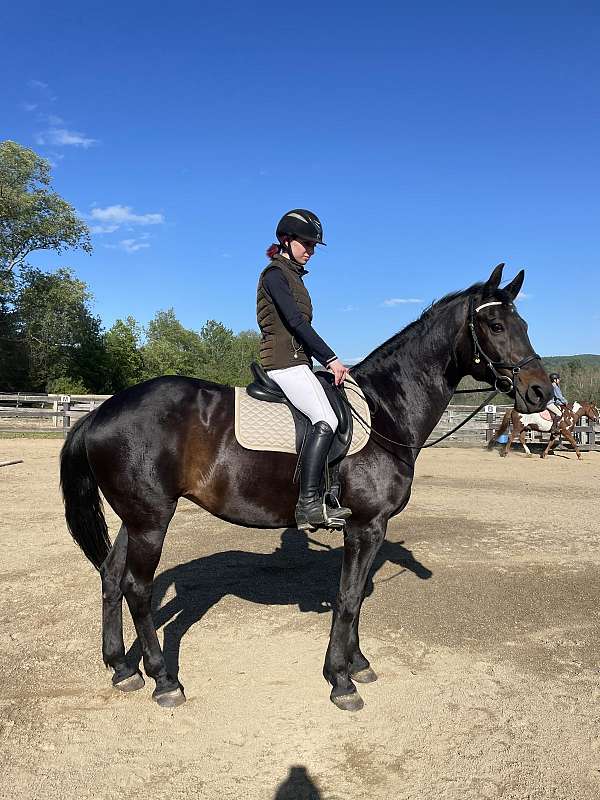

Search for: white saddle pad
xmin=234 ymin=374 xmax=371 ymax=456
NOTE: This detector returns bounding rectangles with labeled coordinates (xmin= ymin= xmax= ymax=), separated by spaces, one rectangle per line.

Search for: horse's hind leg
xmin=122 ymin=509 xmax=184 ymax=708
xmin=519 ymin=431 xmax=532 ymax=457
xmin=100 ymin=525 xmax=144 ymax=691
xmin=502 ymin=430 xmax=516 ymax=457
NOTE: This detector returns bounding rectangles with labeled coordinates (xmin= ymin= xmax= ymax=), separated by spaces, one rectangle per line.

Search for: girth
xmin=246 ymin=362 xmax=353 ymax=465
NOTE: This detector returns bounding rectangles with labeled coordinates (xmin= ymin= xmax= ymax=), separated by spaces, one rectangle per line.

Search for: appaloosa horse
xmin=489 ymin=400 xmax=598 ymax=459
xmin=60 ymin=264 xmax=551 ymax=711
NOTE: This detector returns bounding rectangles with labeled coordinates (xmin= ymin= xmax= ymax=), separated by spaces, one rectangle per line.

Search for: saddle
xmin=246 ymin=362 xmax=353 ymax=465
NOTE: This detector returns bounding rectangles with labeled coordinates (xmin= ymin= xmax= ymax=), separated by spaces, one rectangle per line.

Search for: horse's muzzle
xmin=516 ymin=375 xmax=552 ymax=413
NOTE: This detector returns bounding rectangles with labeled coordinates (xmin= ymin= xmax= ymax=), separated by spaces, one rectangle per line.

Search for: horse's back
xmin=85 ymin=376 xmax=234 ymax=508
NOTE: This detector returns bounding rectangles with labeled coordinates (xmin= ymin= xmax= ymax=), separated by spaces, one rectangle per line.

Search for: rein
xmin=342 ymin=383 xmax=499 ymax=451
xmin=340 ymin=296 xmax=541 ymax=453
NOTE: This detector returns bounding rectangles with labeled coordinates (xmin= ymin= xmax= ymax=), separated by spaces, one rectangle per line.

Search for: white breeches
xmin=268 ymin=364 xmax=338 ymax=432
xmin=547 ymin=402 xmax=562 ymax=416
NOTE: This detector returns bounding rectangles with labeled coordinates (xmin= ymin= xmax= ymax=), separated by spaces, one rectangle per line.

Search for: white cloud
xmin=36 ymin=128 xmax=97 ymax=148
xmin=341 ymin=304 xmax=357 ymax=312
xmin=105 ymin=238 xmax=151 ymax=254
xmin=91 ymin=223 xmax=120 ymax=234
xmin=516 ymin=291 xmax=532 ymax=300
xmin=28 ymin=79 xmax=57 ymax=102
xmin=46 ymin=114 xmax=64 ymax=126
xmin=382 ymin=297 xmax=423 ymax=306
xmin=90 ymin=204 xmax=164 ymax=227
xmin=21 ymin=102 xmax=38 ymax=112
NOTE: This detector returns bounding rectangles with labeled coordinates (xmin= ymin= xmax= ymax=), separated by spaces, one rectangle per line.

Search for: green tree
xmin=0 ymin=140 xmax=91 ymax=280
xmin=105 ymin=316 xmax=145 ymax=390
xmin=0 ymin=287 xmax=27 ymax=390
xmin=142 ymin=308 xmax=205 ymax=378
xmin=231 ymin=329 xmax=261 ymax=385
xmin=199 ymin=319 xmax=235 ymax=383
xmin=14 ymin=266 xmax=107 ymax=392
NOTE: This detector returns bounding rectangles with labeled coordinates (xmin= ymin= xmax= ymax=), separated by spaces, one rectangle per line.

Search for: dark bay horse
xmin=60 ymin=264 xmax=552 ymax=711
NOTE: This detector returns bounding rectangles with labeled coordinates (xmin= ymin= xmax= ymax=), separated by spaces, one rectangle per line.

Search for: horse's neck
xmin=354 ymin=301 xmax=467 ymax=452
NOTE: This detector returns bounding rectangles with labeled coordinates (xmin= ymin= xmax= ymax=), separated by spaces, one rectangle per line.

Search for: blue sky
xmin=2 ymin=1 xmax=599 ymax=360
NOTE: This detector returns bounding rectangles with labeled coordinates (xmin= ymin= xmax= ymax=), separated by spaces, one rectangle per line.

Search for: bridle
xmin=467 ymin=297 xmax=541 ymax=395
xmin=339 ymin=294 xmax=542 ymax=452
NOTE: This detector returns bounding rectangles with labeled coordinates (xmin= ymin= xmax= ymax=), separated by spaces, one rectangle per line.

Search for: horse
xmin=60 ymin=263 xmax=552 ymax=712
xmin=489 ymin=400 xmax=599 ymax=459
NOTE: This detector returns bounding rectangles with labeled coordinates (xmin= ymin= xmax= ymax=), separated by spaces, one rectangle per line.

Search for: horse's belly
xmin=519 ymin=412 xmax=551 ymax=431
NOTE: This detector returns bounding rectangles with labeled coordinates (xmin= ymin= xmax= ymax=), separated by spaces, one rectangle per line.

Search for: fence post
xmin=61 ymin=395 xmax=71 ymax=438
xmin=484 ymin=404 xmax=497 ymax=443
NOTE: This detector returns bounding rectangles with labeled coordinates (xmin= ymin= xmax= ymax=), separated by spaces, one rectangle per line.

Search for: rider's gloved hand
xmin=328 ymin=358 xmax=349 ymax=386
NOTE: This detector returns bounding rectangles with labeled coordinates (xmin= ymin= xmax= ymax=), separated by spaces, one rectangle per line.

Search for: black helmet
xmin=549 ymin=372 xmax=560 ymax=381
xmin=276 ymin=209 xmax=326 ymax=246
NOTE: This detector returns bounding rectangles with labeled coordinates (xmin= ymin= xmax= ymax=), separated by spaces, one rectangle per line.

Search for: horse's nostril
xmin=525 ymin=383 xmax=547 ymax=408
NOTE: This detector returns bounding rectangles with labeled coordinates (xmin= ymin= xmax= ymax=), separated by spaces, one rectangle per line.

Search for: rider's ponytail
xmin=266 ymin=243 xmax=280 ymax=258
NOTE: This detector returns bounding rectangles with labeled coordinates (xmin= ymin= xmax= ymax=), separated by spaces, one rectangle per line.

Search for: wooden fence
xmin=0 ymin=393 xmax=110 ymax=435
xmin=427 ymin=403 xmax=599 ymax=451
xmin=0 ymin=394 xmax=598 ymax=450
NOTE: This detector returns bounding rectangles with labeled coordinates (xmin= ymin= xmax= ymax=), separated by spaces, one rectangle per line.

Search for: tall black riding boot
xmin=295 ymin=421 xmax=352 ymax=531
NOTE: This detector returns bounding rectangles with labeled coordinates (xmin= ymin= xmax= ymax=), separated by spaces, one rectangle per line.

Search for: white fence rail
xmin=0 ymin=393 xmax=110 ymax=434
xmin=0 ymin=393 xmax=598 ymax=450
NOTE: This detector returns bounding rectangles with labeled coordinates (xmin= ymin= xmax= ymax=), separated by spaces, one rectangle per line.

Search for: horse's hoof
xmin=113 ymin=672 xmax=145 ymax=692
xmin=526 ymin=453 xmax=533 ymax=458
xmin=351 ymin=666 xmax=378 ymax=684
xmin=330 ymin=690 xmax=364 ymax=712
xmin=152 ymin=687 xmax=186 ymax=708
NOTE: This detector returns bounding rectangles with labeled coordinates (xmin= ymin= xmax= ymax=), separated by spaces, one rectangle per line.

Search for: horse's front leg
xmin=541 ymin=432 xmax=559 ymax=458
xmin=561 ymin=426 xmax=582 ymax=459
xmin=324 ymin=518 xmax=386 ymax=711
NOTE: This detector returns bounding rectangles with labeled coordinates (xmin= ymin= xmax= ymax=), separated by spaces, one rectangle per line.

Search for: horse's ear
xmin=485 ymin=263 xmax=505 ymax=290
xmin=503 ymin=269 xmax=525 ymax=301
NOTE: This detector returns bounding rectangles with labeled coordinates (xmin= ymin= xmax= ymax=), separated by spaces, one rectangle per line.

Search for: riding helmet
xmin=276 ymin=209 xmax=326 ymax=246
xmin=549 ymin=372 xmax=560 ymax=381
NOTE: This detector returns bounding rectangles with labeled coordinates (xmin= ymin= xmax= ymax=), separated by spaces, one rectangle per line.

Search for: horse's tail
xmin=60 ymin=411 xmax=111 ymax=571
xmin=487 ymin=409 xmax=512 ymax=449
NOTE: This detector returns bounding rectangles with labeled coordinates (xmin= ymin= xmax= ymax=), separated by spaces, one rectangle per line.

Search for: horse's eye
xmin=490 ymin=323 xmax=504 ymax=333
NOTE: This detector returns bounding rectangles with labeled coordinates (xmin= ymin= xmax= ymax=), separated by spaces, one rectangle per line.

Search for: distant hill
xmin=452 ymin=354 xmax=600 ymax=406
xmin=542 ymin=354 xmax=600 ymax=368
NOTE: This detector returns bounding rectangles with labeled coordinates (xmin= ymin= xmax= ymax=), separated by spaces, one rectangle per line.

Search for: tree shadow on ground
xmin=126 ymin=529 xmax=432 ymax=678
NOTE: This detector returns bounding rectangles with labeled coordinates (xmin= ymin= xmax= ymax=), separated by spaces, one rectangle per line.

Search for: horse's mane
xmin=355 ymin=281 xmax=514 ymax=370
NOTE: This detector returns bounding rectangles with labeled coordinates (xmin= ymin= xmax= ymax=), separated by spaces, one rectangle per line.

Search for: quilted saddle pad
xmin=234 ymin=374 xmax=371 ymax=456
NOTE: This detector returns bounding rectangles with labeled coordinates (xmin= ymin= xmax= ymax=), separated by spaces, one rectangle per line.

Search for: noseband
xmin=468 ymin=297 xmax=541 ymax=394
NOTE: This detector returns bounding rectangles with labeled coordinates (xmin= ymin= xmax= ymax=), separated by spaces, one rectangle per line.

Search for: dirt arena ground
xmin=1 ymin=439 xmax=599 ymax=800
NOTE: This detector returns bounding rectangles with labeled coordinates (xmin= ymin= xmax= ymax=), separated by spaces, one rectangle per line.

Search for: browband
xmin=475 ymin=301 xmax=504 ymax=313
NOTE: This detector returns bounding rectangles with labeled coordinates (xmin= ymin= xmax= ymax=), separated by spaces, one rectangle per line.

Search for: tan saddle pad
xmin=234 ymin=374 xmax=371 ymax=456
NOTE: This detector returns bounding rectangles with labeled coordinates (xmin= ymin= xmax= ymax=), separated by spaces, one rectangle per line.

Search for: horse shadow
xmin=126 ymin=529 xmax=432 ymax=678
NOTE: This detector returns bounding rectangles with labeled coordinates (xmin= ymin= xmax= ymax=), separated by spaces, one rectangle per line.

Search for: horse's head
xmin=579 ymin=401 xmax=599 ymax=422
xmin=464 ymin=263 xmax=552 ymax=413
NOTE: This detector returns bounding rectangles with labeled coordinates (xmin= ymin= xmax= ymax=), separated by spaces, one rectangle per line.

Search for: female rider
xmin=256 ymin=209 xmax=352 ymax=530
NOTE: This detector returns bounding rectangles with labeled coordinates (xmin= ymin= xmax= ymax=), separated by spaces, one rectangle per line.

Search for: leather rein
xmin=341 ymin=297 xmax=541 ymax=452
